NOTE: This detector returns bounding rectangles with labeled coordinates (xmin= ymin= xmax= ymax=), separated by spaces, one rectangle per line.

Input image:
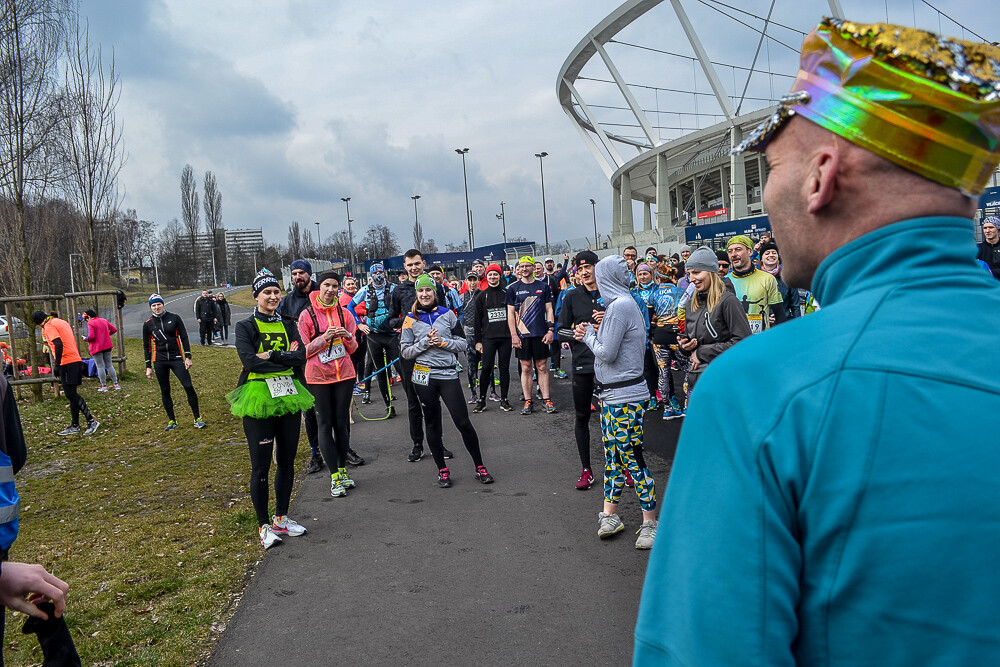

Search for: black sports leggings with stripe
xmin=311 ymin=380 xmax=353 ymax=469
xmin=414 ymin=377 xmax=484 ymax=470
xmin=244 ymin=411 xmax=300 ymax=526
xmin=154 ymin=359 xmax=200 ymax=421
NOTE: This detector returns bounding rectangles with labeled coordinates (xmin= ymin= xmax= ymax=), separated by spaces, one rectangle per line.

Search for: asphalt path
xmin=208 ymin=364 xmax=682 ymax=666
xmin=119 ymin=287 xmax=251 ymax=339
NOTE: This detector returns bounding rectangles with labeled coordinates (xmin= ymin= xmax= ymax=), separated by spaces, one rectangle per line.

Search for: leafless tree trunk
xmin=180 ymin=163 xmax=199 ymax=279
xmin=203 ymin=170 xmax=223 ymax=283
xmin=287 ymin=221 xmax=301 ymax=259
xmin=0 ymin=0 xmax=68 ymax=400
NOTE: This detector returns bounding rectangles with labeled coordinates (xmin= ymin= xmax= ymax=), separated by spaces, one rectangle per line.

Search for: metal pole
xmin=535 ymin=152 xmax=549 ymax=249
xmin=69 ymin=254 xmax=75 ymax=293
xmin=341 ymin=197 xmax=355 ymax=266
xmin=590 ymin=198 xmax=598 ymax=250
xmin=497 ymin=201 xmax=507 ymax=246
xmin=456 ymin=148 xmax=472 ymax=250
xmin=211 ymin=247 xmax=218 ymax=286
xmin=153 ymin=255 xmax=160 ymax=294
xmin=315 ymin=221 xmax=321 ymax=250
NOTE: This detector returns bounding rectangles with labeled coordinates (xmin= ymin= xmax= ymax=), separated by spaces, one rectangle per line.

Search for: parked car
xmin=0 ymin=315 xmax=29 ymax=340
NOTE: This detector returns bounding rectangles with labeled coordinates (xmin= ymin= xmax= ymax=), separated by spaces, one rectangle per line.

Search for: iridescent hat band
xmin=733 ymin=17 xmax=1000 ymax=196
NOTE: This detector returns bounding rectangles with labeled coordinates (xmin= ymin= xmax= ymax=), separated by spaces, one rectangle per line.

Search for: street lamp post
xmin=496 ymin=201 xmax=507 ymax=246
xmin=411 ymin=195 xmax=422 ymax=249
xmin=455 ymin=148 xmax=473 ymax=250
xmin=535 ymin=152 xmax=549 ymax=249
xmin=589 ymin=198 xmax=598 ymax=250
xmin=315 ymin=221 xmax=321 ymax=252
xmin=147 ymin=253 xmax=160 ymax=294
xmin=340 ymin=197 xmax=355 ymax=266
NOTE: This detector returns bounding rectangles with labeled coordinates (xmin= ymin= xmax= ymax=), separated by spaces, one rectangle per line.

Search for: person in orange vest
xmin=32 ymin=312 xmax=99 ymax=436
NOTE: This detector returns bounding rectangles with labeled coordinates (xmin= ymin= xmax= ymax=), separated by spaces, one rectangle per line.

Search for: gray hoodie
xmin=398 ymin=306 xmax=466 ymax=380
xmin=582 ymin=255 xmax=650 ymax=405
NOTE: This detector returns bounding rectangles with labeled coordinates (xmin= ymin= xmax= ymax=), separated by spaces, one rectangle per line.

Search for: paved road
xmin=119 ymin=287 xmax=250 ymax=339
xmin=209 ymin=366 xmax=682 ymax=666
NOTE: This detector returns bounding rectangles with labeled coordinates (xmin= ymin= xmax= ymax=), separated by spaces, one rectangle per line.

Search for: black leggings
xmin=311 ymin=380 xmax=353 ymax=469
xmin=572 ymin=372 xmax=596 ymax=470
xmin=199 ymin=320 xmax=214 ymax=345
xmin=154 ymin=360 xmax=200 ymax=421
xmin=62 ymin=383 xmax=92 ymax=427
xmin=399 ymin=357 xmax=426 ymax=446
xmin=365 ymin=332 xmax=398 ymax=407
xmin=244 ymin=411 xmax=300 ymax=526
xmin=349 ymin=337 xmax=367 ymax=385
xmin=479 ymin=338 xmax=512 ymax=399
xmin=414 ymin=377 xmax=484 ymax=470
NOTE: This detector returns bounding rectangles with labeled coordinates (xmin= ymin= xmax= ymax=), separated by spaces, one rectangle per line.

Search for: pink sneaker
xmin=576 ymin=468 xmax=594 ymax=490
xmin=623 ymin=468 xmax=635 ymax=488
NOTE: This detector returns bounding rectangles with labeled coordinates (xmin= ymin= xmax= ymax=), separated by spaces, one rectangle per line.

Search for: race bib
xmin=412 ymin=363 xmax=430 ymax=386
xmin=747 ymin=313 xmax=764 ymax=334
xmin=265 ymin=376 xmax=297 ymax=398
xmin=318 ymin=338 xmax=347 ymax=363
xmin=487 ymin=307 xmax=506 ymax=323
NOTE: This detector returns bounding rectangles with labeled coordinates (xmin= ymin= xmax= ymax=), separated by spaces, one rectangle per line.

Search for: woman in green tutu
xmin=228 ymin=269 xmax=315 ymax=549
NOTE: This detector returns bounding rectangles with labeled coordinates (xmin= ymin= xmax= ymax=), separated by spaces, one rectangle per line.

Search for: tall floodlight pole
xmin=315 ymin=221 xmax=321 ymax=251
xmin=496 ymin=201 xmax=507 ymax=246
xmin=340 ymin=197 xmax=355 ymax=266
xmin=589 ymin=198 xmax=598 ymax=249
xmin=535 ymin=152 xmax=549 ymax=248
xmin=455 ymin=148 xmax=473 ymax=250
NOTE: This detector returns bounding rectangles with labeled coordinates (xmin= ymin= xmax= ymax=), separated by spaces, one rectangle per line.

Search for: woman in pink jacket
xmin=297 ymin=271 xmax=363 ymax=498
xmin=83 ymin=309 xmax=120 ymax=392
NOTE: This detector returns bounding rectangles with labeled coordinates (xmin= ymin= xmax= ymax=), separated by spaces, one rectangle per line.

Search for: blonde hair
xmin=688 ymin=272 xmax=725 ymax=314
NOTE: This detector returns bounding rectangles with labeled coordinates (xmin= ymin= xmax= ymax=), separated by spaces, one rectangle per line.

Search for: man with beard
xmin=726 ymin=234 xmax=786 ymax=333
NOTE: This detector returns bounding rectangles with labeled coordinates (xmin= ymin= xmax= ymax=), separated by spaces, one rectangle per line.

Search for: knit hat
xmin=637 ymin=263 xmax=652 ymax=274
xmin=573 ymin=250 xmax=599 ymax=268
xmin=485 ymin=263 xmax=502 ymax=276
xmin=31 ymin=311 xmax=47 ymax=325
xmin=148 ymin=293 xmax=164 ymax=306
xmin=685 ymin=247 xmax=719 ymax=273
xmin=715 ymin=250 xmax=730 ymax=263
xmin=414 ymin=274 xmax=436 ymax=292
xmin=317 ymin=270 xmax=342 ymax=286
xmin=759 ymin=241 xmax=780 ymax=259
xmin=984 ymin=216 xmax=1000 ymax=228
xmin=517 ymin=255 xmax=535 ymax=266
xmin=680 ymin=245 xmax=692 ymax=253
xmin=727 ymin=235 xmax=754 ymax=251
xmin=289 ymin=259 xmax=312 ymax=275
xmin=252 ymin=269 xmax=280 ymax=297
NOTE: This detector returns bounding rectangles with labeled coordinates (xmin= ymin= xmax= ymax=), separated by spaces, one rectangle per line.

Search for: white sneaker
xmin=97 ymin=386 xmax=108 ymax=393
xmin=271 ymin=515 xmax=307 ymax=537
xmin=635 ymin=520 xmax=657 ymax=549
xmin=597 ymin=512 xmax=625 ymax=539
xmin=259 ymin=524 xmax=283 ymax=549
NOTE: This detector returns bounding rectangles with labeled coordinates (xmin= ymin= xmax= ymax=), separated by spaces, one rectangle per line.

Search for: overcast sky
xmin=78 ymin=0 xmax=997 ymax=253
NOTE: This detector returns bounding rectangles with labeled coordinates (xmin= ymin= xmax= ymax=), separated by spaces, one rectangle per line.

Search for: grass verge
xmin=4 ymin=338 xmax=309 ymax=665
xmin=224 ymin=289 xmax=255 ymax=309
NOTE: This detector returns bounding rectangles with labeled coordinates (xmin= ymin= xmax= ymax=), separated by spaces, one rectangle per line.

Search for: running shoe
xmin=635 ymin=520 xmax=657 ymax=550
xmin=576 ymin=468 xmax=594 ymax=490
xmin=437 ymin=467 xmax=452 ymax=488
xmin=443 ymin=448 xmax=453 ymax=460
xmin=475 ymin=465 xmax=494 ymax=484
xmin=346 ymin=449 xmax=365 ymax=466
xmin=669 ymin=396 xmax=685 ymax=417
xmin=83 ymin=420 xmax=100 ymax=436
xmin=271 ymin=515 xmax=307 ymax=536
xmin=597 ymin=512 xmax=625 ymax=539
xmin=553 ymin=368 xmax=568 ymax=379
xmin=623 ymin=468 xmax=635 ymax=488
xmin=467 ymin=393 xmax=478 ymax=404
xmin=331 ymin=474 xmax=348 ymax=497
xmin=193 ymin=417 xmax=207 ymax=429
xmin=57 ymin=425 xmax=80 ymax=436
xmin=113 ymin=383 xmax=121 ymax=391
xmin=352 ymin=384 xmax=365 ymax=395
xmin=647 ymin=398 xmax=659 ymax=412
xmin=662 ymin=406 xmax=677 ymax=420
xmin=590 ymin=402 xmax=597 ymax=412
xmin=655 ymin=390 xmax=662 ymax=403
xmin=387 ymin=406 xmax=396 ymax=418
xmin=339 ymin=470 xmax=356 ymax=489
xmin=544 ymin=399 xmax=557 ymax=414
xmin=521 ymin=400 xmax=533 ymax=415
xmin=408 ymin=446 xmax=423 ymax=462
xmin=97 ymin=385 xmax=108 ymax=393
xmin=499 ymin=399 xmax=513 ymax=412
xmin=489 ymin=389 xmax=500 ymax=402
xmin=361 ymin=392 xmax=372 ymax=405
xmin=305 ymin=453 xmax=324 ymax=474
xmin=259 ymin=524 xmax=283 ymax=549
xmin=163 ymin=420 xmax=178 ymax=432
xmin=473 ymin=399 xmax=487 ymax=413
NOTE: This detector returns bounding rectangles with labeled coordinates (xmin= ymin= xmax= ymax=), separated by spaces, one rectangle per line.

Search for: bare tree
xmin=300 ymin=229 xmax=316 ymax=259
xmin=59 ymin=15 xmax=124 ymax=291
xmin=445 ymin=240 xmax=469 ymax=252
xmin=424 ymin=238 xmax=439 ymax=254
xmin=180 ymin=163 xmax=199 ymax=277
xmin=362 ymin=224 xmax=399 ymax=259
xmin=0 ymin=0 xmax=69 ymax=398
xmin=287 ymin=221 xmax=302 ymax=259
xmin=413 ymin=219 xmax=424 ymax=253
xmin=203 ymin=170 xmax=223 ymax=283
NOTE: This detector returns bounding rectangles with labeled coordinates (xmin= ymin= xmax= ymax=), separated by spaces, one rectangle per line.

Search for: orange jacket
xmin=298 ymin=291 xmax=359 ymax=385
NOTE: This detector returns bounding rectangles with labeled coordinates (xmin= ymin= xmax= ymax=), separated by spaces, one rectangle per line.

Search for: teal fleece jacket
xmin=634 ymin=216 xmax=1000 ymax=666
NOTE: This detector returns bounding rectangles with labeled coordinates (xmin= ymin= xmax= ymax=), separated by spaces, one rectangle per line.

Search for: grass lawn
xmin=4 ymin=338 xmax=308 ymax=665
xmin=224 ymin=289 xmax=255 ymax=309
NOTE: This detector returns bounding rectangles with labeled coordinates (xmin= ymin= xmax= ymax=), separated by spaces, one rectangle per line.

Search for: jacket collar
xmin=812 ymin=216 xmax=980 ymax=307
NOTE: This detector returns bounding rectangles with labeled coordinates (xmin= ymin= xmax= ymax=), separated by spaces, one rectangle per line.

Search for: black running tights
xmin=478 ymin=338 xmax=512 ymax=400
xmin=572 ymin=372 xmax=596 ymax=470
xmin=311 ymin=380 xmax=353 ymax=469
xmin=244 ymin=412 xmax=300 ymax=526
xmin=414 ymin=377 xmax=484 ymax=470
xmin=154 ymin=360 xmax=200 ymax=421
xmin=62 ymin=383 xmax=91 ymax=427
xmin=364 ymin=333 xmax=396 ymax=406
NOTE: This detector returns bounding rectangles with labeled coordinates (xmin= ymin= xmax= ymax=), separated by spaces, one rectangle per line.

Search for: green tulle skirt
xmin=226 ymin=378 xmax=316 ymax=419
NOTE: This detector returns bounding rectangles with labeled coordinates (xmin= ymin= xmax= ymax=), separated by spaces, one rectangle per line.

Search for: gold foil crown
xmin=733 ymin=17 xmax=1000 ymax=196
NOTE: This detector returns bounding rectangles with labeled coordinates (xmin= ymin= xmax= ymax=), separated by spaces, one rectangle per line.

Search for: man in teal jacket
xmin=635 ymin=18 xmax=1000 ymax=666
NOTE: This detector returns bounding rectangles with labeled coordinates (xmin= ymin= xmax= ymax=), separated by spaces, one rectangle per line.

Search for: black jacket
xmin=556 ymin=286 xmax=604 ymax=375
xmin=216 ymin=299 xmax=232 ymax=325
xmin=233 ymin=312 xmax=306 ymax=387
xmin=388 ymin=278 xmax=448 ymax=330
xmin=473 ymin=285 xmax=511 ymax=342
xmin=0 ymin=376 xmax=26 ymax=474
xmin=143 ymin=312 xmax=192 ymax=366
xmin=978 ymin=240 xmax=1000 ymax=279
xmin=278 ymin=281 xmax=317 ymax=322
xmin=195 ymin=296 xmax=218 ymax=321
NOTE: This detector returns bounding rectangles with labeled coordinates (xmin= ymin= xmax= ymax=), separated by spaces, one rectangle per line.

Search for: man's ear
xmin=806 ymin=147 xmax=839 ymax=215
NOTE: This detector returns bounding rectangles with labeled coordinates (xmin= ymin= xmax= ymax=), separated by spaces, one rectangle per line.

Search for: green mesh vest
xmin=247 ymin=319 xmax=294 ymax=380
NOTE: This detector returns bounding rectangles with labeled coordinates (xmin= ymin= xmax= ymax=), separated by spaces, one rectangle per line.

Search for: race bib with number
xmin=487 ymin=307 xmax=506 ymax=323
xmin=747 ymin=313 xmax=764 ymax=334
xmin=318 ymin=338 xmax=347 ymax=363
xmin=412 ymin=363 xmax=430 ymax=386
xmin=265 ymin=376 xmax=297 ymax=398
